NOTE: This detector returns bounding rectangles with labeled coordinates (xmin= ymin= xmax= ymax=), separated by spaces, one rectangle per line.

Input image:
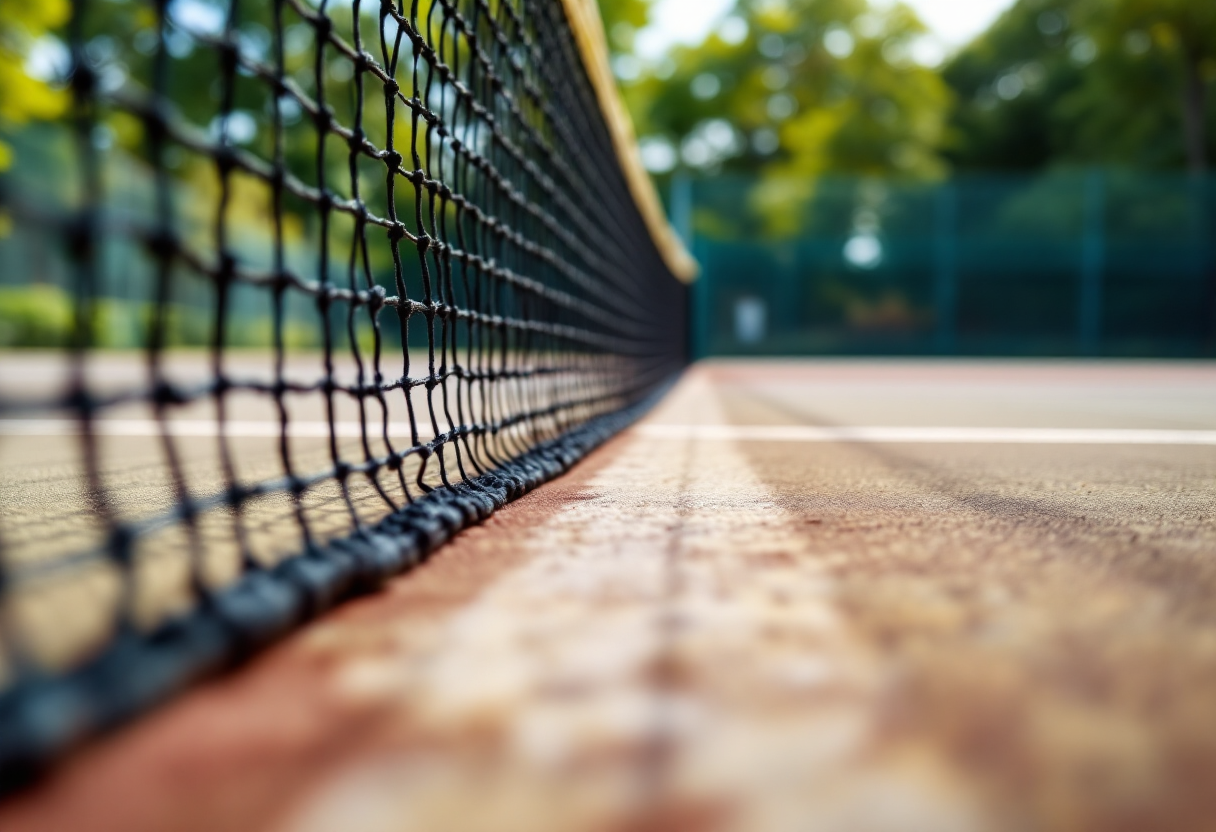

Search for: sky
xmin=635 ymin=0 xmax=1019 ymax=62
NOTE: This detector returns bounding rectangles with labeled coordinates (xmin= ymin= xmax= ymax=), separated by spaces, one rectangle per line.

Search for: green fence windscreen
xmin=685 ymin=172 xmax=1215 ymax=358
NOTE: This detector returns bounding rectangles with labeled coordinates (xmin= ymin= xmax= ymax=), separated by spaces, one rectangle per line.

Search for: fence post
xmin=1079 ymin=170 xmax=1105 ymax=356
xmin=1196 ymin=173 xmax=1216 ymax=354
xmin=671 ymin=171 xmax=705 ymax=360
xmin=933 ymin=182 xmax=958 ymax=355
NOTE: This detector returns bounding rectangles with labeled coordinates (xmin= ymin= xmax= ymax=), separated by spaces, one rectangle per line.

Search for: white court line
xmin=0 ymin=420 xmax=434 ymax=439
xmin=638 ymin=424 xmax=1216 ymax=446
xmin=4 ymin=421 xmax=1216 ymax=446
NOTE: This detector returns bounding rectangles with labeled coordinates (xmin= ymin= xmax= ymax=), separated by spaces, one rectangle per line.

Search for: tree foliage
xmin=600 ymin=0 xmax=1214 ymax=177
xmin=943 ymin=0 xmax=1216 ymax=172
xmin=617 ymin=0 xmax=949 ymax=183
xmin=0 ymin=0 xmax=70 ymax=169
xmin=4 ymin=0 xmax=1214 ymax=184
xmin=596 ymin=0 xmax=651 ymax=52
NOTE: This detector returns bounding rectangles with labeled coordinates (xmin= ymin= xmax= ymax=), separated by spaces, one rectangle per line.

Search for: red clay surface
xmin=2 ymin=359 xmax=1216 ymax=832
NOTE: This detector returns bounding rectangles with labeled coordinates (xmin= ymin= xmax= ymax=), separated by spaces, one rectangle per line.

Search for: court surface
xmin=3 ymin=358 xmax=1216 ymax=832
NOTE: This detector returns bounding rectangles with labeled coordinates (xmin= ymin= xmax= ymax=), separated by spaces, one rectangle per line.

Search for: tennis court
xmin=3 ymin=357 xmax=1215 ymax=831
xmin=3 ymin=0 xmax=1216 ymax=828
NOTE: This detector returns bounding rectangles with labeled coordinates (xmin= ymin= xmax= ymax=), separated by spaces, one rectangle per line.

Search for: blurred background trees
xmin=3 ymin=0 xmax=1211 ymax=190
xmin=603 ymin=0 xmax=949 ymax=180
xmin=0 ymin=0 xmax=69 ymax=170
xmin=0 ymin=0 xmax=1211 ymax=354
xmin=600 ymin=0 xmax=1216 ymax=178
xmin=945 ymin=0 xmax=1216 ymax=172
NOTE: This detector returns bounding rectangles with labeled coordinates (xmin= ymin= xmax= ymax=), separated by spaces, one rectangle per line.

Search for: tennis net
xmin=0 ymin=0 xmax=691 ymax=788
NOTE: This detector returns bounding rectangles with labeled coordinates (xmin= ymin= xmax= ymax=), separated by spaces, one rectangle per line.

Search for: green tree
xmin=0 ymin=0 xmax=70 ymax=169
xmin=943 ymin=0 xmax=1216 ymax=172
xmin=1088 ymin=0 xmax=1216 ymax=172
xmin=612 ymin=0 xmax=949 ymax=236
xmin=622 ymin=0 xmax=949 ymax=179
xmin=597 ymin=0 xmax=652 ymax=54
xmin=941 ymin=0 xmax=1080 ymax=170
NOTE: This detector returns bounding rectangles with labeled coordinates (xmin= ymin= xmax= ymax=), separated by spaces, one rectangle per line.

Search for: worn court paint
xmin=639 ymin=424 xmax=1216 ymax=445
xmin=275 ymin=376 xmax=980 ymax=832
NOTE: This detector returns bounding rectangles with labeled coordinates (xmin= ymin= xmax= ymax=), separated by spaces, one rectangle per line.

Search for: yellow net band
xmin=559 ymin=0 xmax=699 ymax=282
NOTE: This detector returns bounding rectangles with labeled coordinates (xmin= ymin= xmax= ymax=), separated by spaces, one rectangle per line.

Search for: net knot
xmin=64 ymin=386 xmax=95 ymax=416
xmin=153 ymin=381 xmax=187 ymax=406
xmin=107 ymin=526 xmax=136 ymax=566
xmin=214 ymin=146 xmax=237 ymax=174
xmin=383 ymin=78 xmax=400 ymax=98
xmin=383 ymin=150 xmax=403 ymax=170
xmin=145 ymin=229 xmax=177 ymax=261
xmin=217 ymin=253 xmax=237 ymax=281
xmin=387 ymin=223 xmax=408 ymax=242
xmin=224 ymin=484 xmax=247 ymax=508
xmin=65 ymin=217 xmax=93 ymax=260
xmin=416 ymin=233 xmax=432 ymax=252
xmin=217 ymin=38 xmax=239 ymax=74
xmin=143 ymin=105 xmax=169 ymax=143
xmin=69 ymin=60 xmax=96 ymax=96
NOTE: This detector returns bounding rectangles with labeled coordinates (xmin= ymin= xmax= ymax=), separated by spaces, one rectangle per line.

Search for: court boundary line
xmin=637 ymin=425 xmax=1216 ymax=445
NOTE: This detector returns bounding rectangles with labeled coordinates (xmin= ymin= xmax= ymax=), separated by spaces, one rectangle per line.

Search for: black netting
xmin=0 ymin=0 xmax=686 ymax=787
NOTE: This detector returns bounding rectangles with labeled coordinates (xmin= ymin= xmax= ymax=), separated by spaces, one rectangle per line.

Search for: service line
xmin=638 ymin=424 xmax=1216 ymax=446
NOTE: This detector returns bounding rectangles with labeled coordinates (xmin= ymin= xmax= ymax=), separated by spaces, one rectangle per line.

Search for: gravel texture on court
xmin=2 ymin=359 xmax=1215 ymax=832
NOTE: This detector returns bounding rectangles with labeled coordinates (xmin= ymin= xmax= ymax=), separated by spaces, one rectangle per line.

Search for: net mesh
xmin=0 ymin=0 xmax=686 ymax=783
